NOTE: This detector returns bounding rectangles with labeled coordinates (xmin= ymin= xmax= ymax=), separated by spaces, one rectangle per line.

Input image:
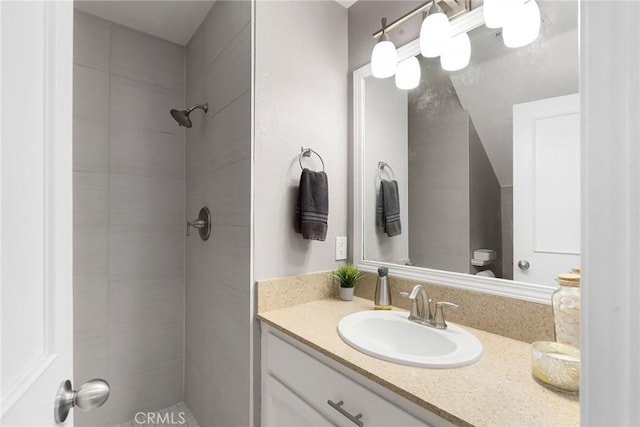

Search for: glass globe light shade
xmin=440 ymin=32 xmax=471 ymax=71
xmin=395 ymin=57 xmax=421 ymax=90
xmin=502 ymin=0 xmax=541 ymax=48
xmin=420 ymin=11 xmax=451 ymax=58
xmin=483 ymin=0 xmax=514 ymax=29
xmin=371 ymin=36 xmax=397 ymax=78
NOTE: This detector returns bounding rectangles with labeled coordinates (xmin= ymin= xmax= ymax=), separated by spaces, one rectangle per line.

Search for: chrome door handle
xmin=54 ymin=379 xmax=110 ymax=424
xmin=518 ymin=260 xmax=530 ymax=270
xmin=327 ymin=400 xmax=364 ymax=427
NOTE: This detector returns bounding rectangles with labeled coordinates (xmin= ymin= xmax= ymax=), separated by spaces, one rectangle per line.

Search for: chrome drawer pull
xmin=327 ymin=399 xmax=364 ymax=427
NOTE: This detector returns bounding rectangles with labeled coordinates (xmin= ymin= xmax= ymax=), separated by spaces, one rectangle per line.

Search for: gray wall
xmin=407 ymin=58 xmax=502 ymax=275
xmin=407 ymin=62 xmax=470 ymax=272
xmin=254 ymin=1 xmax=348 ymax=281
xmin=469 ymin=121 xmax=502 ymax=277
xmin=184 ymin=2 xmax=252 ymax=427
xmin=253 ymin=2 xmax=348 ymax=423
xmin=364 ymin=77 xmax=409 ymax=264
xmin=501 ymin=186 xmax=514 ymax=279
xmin=73 ymin=10 xmax=185 ymax=426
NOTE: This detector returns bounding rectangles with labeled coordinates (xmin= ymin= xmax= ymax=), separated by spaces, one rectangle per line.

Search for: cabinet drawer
xmin=263 ymin=373 xmax=335 ymax=427
xmin=263 ymin=330 xmax=429 ymax=427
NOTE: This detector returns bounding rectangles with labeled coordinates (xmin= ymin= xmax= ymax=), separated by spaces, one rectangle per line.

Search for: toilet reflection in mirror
xmin=360 ymin=0 xmax=579 ymax=286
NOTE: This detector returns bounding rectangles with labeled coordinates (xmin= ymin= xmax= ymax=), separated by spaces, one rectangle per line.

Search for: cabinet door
xmin=263 ymin=374 xmax=335 ymax=427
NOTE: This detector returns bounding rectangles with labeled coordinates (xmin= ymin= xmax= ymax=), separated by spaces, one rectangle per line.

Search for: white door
xmin=1 ymin=2 xmax=74 ymax=426
xmin=513 ymin=94 xmax=581 ymax=285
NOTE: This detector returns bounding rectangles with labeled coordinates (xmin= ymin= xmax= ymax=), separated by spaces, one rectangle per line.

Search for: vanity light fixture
xmin=420 ymin=3 xmax=452 ymax=58
xmin=371 ymin=18 xmax=398 ymax=78
xmin=370 ymin=0 xmax=541 ymax=82
xmin=502 ymin=0 xmax=541 ymax=48
xmin=395 ymin=57 xmax=421 ymax=90
xmin=483 ymin=0 xmax=512 ymax=29
xmin=441 ymin=32 xmax=471 ymax=71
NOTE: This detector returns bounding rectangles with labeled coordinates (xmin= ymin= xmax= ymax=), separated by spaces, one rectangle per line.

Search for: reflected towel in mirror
xmin=376 ymin=180 xmax=402 ymax=237
xmin=294 ymin=168 xmax=328 ymax=241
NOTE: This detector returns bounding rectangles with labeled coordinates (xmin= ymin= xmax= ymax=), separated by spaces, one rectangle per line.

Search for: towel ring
xmin=377 ymin=161 xmax=396 ymax=181
xmin=299 ymin=147 xmax=325 ymax=172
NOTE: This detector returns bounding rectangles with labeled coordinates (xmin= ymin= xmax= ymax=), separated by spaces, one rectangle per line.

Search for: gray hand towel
xmin=376 ymin=188 xmax=385 ymax=232
xmin=295 ymin=168 xmax=328 ymax=241
xmin=378 ymin=179 xmax=401 ymax=237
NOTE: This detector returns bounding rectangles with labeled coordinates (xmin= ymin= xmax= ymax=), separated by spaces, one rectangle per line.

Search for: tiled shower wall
xmin=184 ymin=2 xmax=252 ymax=426
xmin=73 ymin=10 xmax=185 ymax=426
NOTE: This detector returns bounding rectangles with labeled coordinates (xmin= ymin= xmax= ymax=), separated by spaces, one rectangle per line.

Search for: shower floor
xmin=113 ymin=401 xmax=199 ymax=427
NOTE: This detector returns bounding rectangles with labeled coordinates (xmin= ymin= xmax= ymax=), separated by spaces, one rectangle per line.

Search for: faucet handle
xmin=399 ymin=291 xmax=421 ymax=321
xmin=434 ymin=302 xmax=458 ymax=329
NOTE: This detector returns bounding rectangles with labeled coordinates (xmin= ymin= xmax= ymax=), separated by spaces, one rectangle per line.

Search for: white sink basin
xmin=337 ymin=310 xmax=483 ymax=368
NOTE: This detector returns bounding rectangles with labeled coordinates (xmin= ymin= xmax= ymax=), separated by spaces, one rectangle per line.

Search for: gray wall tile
xmin=73 ymin=64 xmax=109 ymax=124
xmin=110 ymin=23 xmax=185 ymax=91
xmin=108 ymin=225 xmax=184 ymax=277
xmin=74 ymin=172 xmax=108 ymax=225
xmin=109 ymin=126 xmax=185 ymax=179
xmin=73 ymin=11 xmax=185 ymax=427
xmin=184 ymin=1 xmax=251 ymax=426
xmin=187 ymin=0 xmax=251 ymax=82
xmin=73 ymin=274 xmax=108 ymax=333
xmin=73 ymin=119 xmax=109 ymax=173
xmin=74 ymin=329 xmax=108 ymax=382
xmin=74 ymin=224 xmax=109 ymax=275
xmin=202 ymin=24 xmax=251 ymax=117
xmin=73 ymin=9 xmax=111 ymax=71
xmin=110 ymin=75 xmax=183 ymax=134
xmin=109 ymin=174 xmax=184 ymax=225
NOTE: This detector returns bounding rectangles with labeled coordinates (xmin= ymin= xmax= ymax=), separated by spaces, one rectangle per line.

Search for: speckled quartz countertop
xmin=258 ymin=296 xmax=579 ymax=427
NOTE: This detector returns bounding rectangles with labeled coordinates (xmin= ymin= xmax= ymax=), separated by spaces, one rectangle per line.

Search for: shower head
xmin=170 ymin=103 xmax=209 ymax=128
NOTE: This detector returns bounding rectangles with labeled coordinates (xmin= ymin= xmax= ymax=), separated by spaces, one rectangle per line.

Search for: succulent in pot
xmin=333 ymin=264 xmax=363 ymax=301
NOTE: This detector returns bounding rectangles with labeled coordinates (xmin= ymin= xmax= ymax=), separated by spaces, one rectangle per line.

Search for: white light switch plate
xmin=335 ymin=236 xmax=347 ymax=260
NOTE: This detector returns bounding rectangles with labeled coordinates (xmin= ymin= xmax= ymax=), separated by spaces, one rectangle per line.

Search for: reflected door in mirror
xmin=513 ymin=94 xmax=581 ymax=284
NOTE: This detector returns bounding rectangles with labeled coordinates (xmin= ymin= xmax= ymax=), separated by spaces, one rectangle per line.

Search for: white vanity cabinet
xmin=261 ymin=324 xmax=453 ymax=427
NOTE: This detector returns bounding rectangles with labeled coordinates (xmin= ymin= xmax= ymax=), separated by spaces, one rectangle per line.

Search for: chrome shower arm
xmin=187 ymin=103 xmax=208 ymax=114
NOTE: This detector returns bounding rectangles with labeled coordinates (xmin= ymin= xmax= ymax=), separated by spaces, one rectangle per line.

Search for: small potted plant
xmin=333 ymin=264 xmax=363 ymax=301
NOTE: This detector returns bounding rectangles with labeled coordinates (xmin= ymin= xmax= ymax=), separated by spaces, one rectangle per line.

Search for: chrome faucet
xmin=400 ymin=284 xmax=458 ymax=329
xmin=400 ymin=284 xmax=432 ymax=325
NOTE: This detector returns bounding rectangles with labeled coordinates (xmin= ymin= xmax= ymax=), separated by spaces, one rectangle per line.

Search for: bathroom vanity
xmin=262 ymin=324 xmax=447 ymax=426
xmin=258 ymin=296 xmax=579 ymax=426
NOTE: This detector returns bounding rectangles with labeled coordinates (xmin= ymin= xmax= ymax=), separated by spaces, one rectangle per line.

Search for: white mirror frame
xmin=353 ymin=6 xmax=556 ymax=304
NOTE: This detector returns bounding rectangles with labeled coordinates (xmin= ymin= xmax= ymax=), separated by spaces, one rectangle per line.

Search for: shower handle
xmin=186 ymin=207 xmax=212 ymax=240
xmin=187 ymin=219 xmax=206 ymax=229
xmin=186 ymin=219 xmax=205 ymax=236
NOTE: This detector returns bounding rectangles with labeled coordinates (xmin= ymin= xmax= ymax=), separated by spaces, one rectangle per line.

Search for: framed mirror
xmin=353 ymin=3 xmax=579 ymax=303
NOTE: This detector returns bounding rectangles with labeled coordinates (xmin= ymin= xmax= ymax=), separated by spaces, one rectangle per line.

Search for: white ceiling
xmin=74 ymin=1 xmax=215 ymax=45
xmin=335 ymin=0 xmax=358 ymax=8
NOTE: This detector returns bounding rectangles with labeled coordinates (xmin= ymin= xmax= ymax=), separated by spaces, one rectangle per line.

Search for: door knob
xmin=54 ymin=379 xmax=110 ymax=423
xmin=518 ymin=260 xmax=530 ymax=270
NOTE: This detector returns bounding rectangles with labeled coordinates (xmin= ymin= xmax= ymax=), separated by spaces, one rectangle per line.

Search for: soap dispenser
xmin=374 ymin=267 xmax=392 ymax=310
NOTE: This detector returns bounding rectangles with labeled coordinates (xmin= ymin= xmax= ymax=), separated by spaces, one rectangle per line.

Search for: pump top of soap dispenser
xmin=375 ymin=267 xmax=392 ymax=310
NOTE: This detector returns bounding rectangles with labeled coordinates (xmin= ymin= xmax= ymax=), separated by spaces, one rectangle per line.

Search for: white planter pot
xmin=340 ymin=287 xmax=354 ymax=301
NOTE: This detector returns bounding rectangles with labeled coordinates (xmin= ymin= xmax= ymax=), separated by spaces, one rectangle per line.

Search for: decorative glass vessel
xmin=552 ymin=273 xmax=581 ymax=348
xmin=531 ymin=341 xmax=580 ymax=394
